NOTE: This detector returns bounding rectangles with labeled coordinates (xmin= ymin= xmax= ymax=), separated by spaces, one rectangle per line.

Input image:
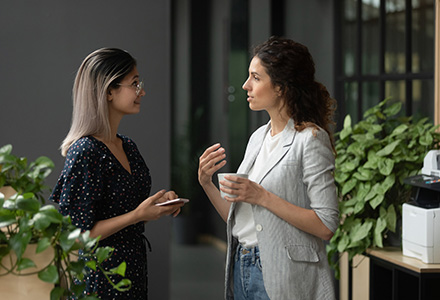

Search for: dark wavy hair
xmin=253 ymin=36 xmax=336 ymax=149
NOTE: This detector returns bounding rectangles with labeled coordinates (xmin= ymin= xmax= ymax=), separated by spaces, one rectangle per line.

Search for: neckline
xmin=89 ymin=135 xmax=132 ymax=175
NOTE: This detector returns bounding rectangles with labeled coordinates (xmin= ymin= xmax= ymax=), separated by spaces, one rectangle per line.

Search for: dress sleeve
xmin=302 ymin=130 xmax=340 ymax=233
xmin=50 ymin=140 xmax=103 ymax=231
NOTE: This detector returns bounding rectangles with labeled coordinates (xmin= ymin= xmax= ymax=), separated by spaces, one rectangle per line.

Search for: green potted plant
xmin=326 ymin=98 xmax=440 ymax=278
xmin=0 ymin=144 xmax=131 ymax=299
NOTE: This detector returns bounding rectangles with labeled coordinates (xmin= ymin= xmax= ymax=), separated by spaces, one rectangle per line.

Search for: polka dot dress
xmin=50 ymin=134 xmax=151 ymax=299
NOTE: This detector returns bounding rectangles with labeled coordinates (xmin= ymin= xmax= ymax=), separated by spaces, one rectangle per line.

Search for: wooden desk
xmin=366 ymin=247 xmax=440 ymax=300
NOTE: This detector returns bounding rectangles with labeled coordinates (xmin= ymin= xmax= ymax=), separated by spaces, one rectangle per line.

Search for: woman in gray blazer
xmin=198 ymin=36 xmax=339 ymax=300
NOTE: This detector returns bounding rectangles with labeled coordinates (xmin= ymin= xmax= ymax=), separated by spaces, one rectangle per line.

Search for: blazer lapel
xmin=237 ymin=122 xmax=269 ymax=175
xmin=253 ymin=119 xmax=296 ymax=184
xmin=229 ymin=119 xmax=296 ymax=221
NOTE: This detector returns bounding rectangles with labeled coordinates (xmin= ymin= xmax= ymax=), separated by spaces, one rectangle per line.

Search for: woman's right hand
xmin=198 ymin=143 xmax=227 ymax=187
xmin=133 ymin=190 xmax=184 ymax=223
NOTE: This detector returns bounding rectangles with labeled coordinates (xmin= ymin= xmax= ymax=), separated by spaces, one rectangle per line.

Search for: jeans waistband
xmin=236 ymin=244 xmax=260 ymax=263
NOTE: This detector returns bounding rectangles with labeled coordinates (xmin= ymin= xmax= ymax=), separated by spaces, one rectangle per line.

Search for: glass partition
xmin=362 ymin=0 xmax=380 ymax=75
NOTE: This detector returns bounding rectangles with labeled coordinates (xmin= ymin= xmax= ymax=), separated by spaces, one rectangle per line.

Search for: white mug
xmin=217 ymin=173 xmax=248 ymax=200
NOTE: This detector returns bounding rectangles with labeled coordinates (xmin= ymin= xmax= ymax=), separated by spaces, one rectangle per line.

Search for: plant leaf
xmin=109 ymin=261 xmax=127 ymax=277
xmin=10 ymin=232 xmax=31 ymax=260
xmin=356 ymin=182 xmax=371 ymax=200
xmin=353 ymin=168 xmax=374 ymax=181
xmin=60 ymin=230 xmax=76 ymax=252
xmin=374 ymin=218 xmax=387 ymax=247
xmin=50 ymin=287 xmax=65 ymax=300
xmin=339 ymin=160 xmax=358 ymax=173
xmin=36 ymin=237 xmax=51 ymax=253
xmin=113 ymin=279 xmax=132 ymax=291
xmin=419 ymin=131 xmax=433 ymax=146
xmin=378 ymin=158 xmax=394 ymax=176
xmin=376 ymin=140 xmax=400 ymax=157
xmin=369 ymin=194 xmax=384 ymax=209
xmin=337 ymin=234 xmax=350 ymax=253
xmin=353 ymin=199 xmax=365 ymax=214
xmin=39 ymin=205 xmax=63 ymax=223
xmin=381 ymin=174 xmax=396 ymax=193
xmin=95 ymin=247 xmax=113 ymax=264
xmin=69 ymin=260 xmax=86 ymax=275
xmin=347 ymin=142 xmax=365 ymax=157
xmin=341 ymin=178 xmax=358 ymax=196
xmin=81 ymin=296 xmax=101 ymax=300
xmin=17 ymin=257 xmax=37 ymax=271
xmin=390 ymin=124 xmax=408 ymax=136
xmin=383 ymin=101 xmax=401 ymax=117
xmin=343 ymin=115 xmax=352 ymax=129
xmin=386 ymin=205 xmax=397 ymax=232
xmin=16 ymin=195 xmax=40 ymax=213
xmin=340 ymin=127 xmax=352 ymax=141
xmin=32 ymin=212 xmax=51 ymax=230
xmin=364 ymin=183 xmax=379 ymax=201
xmin=38 ymin=265 xmax=59 ymax=283
xmin=86 ymin=260 xmax=97 ymax=271
xmin=349 ymin=221 xmax=373 ymax=243
xmin=0 ymin=144 xmax=13 ymax=155
xmin=0 ymin=213 xmax=16 ymax=227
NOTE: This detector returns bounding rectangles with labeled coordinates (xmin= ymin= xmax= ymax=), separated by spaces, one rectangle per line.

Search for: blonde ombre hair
xmin=61 ymin=48 xmax=137 ymax=156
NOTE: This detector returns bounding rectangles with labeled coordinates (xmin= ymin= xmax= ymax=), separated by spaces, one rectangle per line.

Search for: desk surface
xmin=366 ymin=247 xmax=440 ymax=273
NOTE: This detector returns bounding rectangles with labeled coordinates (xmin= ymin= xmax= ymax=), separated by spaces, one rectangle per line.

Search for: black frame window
xmin=335 ymin=0 xmax=435 ymax=126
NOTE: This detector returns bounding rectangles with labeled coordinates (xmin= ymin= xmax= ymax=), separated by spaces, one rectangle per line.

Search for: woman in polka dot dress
xmin=50 ymin=48 xmax=185 ymax=299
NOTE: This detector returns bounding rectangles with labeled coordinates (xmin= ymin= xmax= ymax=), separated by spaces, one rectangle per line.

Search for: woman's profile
xmin=198 ymin=37 xmax=339 ymax=299
xmin=50 ymin=48 xmax=184 ymax=299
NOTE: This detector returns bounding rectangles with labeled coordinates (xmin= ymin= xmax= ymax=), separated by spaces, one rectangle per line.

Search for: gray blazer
xmin=224 ymin=119 xmax=339 ymax=300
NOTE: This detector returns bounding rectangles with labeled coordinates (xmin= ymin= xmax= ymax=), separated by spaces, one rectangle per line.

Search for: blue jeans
xmin=233 ymin=245 xmax=270 ymax=300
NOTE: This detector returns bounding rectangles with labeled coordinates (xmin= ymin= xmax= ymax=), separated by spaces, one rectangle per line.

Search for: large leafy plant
xmin=0 ymin=144 xmax=131 ymax=299
xmin=326 ymin=99 xmax=440 ymax=277
xmin=0 ymin=145 xmax=53 ymax=204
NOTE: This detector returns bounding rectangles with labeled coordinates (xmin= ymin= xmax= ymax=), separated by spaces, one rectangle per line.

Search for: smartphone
xmin=155 ymin=198 xmax=189 ymax=206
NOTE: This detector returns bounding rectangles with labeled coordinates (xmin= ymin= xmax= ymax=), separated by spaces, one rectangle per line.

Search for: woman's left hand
xmin=219 ymin=175 xmax=268 ymax=206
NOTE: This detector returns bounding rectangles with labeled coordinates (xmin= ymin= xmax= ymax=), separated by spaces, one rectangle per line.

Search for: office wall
xmin=0 ymin=1 xmax=173 ymax=299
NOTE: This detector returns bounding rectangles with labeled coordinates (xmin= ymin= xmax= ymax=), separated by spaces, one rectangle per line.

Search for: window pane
xmin=412 ymin=79 xmax=434 ymax=121
xmin=362 ymin=0 xmax=380 ymax=74
xmin=385 ymin=0 xmax=406 ymax=74
xmin=362 ymin=81 xmax=380 ymax=113
xmin=343 ymin=0 xmax=357 ymax=76
xmin=385 ymin=80 xmax=406 ymax=114
xmin=345 ymin=81 xmax=359 ymax=121
xmin=412 ymin=0 xmax=435 ymax=73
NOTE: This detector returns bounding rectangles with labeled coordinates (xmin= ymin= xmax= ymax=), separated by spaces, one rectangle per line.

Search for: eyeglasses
xmin=117 ymin=80 xmax=144 ymax=96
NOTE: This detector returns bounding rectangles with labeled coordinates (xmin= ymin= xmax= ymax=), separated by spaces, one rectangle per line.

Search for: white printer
xmin=402 ymin=150 xmax=440 ymax=263
xmin=402 ymin=203 xmax=440 ymax=263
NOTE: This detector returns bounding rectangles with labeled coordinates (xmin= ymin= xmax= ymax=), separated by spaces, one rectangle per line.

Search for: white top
xmin=232 ymin=126 xmax=284 ymax=247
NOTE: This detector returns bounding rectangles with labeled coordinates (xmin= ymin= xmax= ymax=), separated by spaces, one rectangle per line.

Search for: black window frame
xmin=334 ymin=0 xmax=435 ymax=128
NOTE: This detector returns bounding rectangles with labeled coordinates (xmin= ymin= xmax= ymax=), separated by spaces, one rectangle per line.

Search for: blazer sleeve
xmin=302 ymin=129 xmax=339 ymax=233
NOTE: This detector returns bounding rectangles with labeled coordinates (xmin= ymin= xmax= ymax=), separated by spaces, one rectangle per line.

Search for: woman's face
xmin=242 ymin=56 xmax=283 ymax=113
xmin=107 ymin=66 xmax=146 ymax=117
